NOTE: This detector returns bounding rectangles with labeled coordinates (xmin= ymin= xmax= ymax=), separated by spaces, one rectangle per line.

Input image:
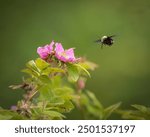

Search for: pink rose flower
xmin=37 ymin=40 xmax=80 ymax=63
xmin=37 ymin=41 xmax=54 ymax=59
xmin=55 ymin=43 xmax=79 ymax=63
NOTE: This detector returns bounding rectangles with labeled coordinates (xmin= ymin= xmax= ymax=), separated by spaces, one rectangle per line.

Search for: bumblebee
xmin=95 ymin=35 xmax=115 ymax=48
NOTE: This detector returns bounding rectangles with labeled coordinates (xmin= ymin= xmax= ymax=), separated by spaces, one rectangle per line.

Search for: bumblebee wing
xmin=94 ymin=39 xmax=101 ymax=43
xmin=109 ymin=35 xmax=116 ymax=38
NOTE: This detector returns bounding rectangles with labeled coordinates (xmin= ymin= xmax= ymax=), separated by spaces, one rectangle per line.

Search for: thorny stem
xmin=24 ymin=86 xmax=39 ymax=104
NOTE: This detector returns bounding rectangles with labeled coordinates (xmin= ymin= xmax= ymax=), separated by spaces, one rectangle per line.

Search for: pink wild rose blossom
xmin=55 ymin=43 xmax=80 ymax=63
xmin=37 ymin=41 xmax=54 ymax=59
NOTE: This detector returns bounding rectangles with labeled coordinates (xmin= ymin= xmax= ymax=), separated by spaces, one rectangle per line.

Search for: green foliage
xmin=117 ymin=104 xmax=150 ymax=120
xmin=74 ymin=64 xmax=91 ymax=77
xmin=1 ymin=57 xmax=93 ymax=120
xmin=79 ymin=91 xmax=121 ymax=119
xmin=103 ymin=102 xmax=121 ymax=120
xmin=67 ymin=63 xmax=90 ymax=83
xmin=0 ymin=108 xmax=27 ymax=120
xmin=1 ymin=54 xmax=148 ymax=120
xmin=78 ymin=60 xmax=98 ymax=71
xmin=67 ymin=63 xmax=79 ymax=82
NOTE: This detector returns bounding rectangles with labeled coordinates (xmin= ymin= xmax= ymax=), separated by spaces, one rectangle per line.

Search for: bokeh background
xmin=0 ymin=0 xmax=150 ymax=119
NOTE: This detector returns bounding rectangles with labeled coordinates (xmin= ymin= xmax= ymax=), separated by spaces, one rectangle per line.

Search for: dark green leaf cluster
xmin=116 ymin=104 xmax=150 ymax=120
xmin=79 ymin=91 xmax=121 ymax=119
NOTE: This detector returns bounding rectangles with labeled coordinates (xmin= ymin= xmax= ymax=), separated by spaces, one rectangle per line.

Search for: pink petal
xmin=37 ymin=41 xmax=55 ymax=59
xmin=55 ymin=43 xmax=65 ymax=60
xmin=65 ymin=48 xmax=78 ymax=62
xmin=37 ymin=46 xmax=49 ymax=59
xmin=59 ymin=55 xmax=68 ymax=62
xmin=54 ymin=43 xmax=80 ymax=63
xmin=46 ymin=40 xmax=54 ymax=53
xmin=65 ymin=48 xmax=75 ymax=59
xmin=55 ymin=43 xmax=64 ymax=53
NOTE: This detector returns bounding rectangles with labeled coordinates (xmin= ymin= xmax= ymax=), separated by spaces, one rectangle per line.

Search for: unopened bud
xmin=77 ymin=78 xmax=86 ymax=90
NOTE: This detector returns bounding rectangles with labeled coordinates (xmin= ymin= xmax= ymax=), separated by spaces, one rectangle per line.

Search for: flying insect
xmin=95 ymin=35 xmax=115 ymax=48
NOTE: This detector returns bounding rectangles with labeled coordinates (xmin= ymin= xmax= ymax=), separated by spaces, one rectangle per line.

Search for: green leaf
xmin=79 ymin=60 xmax=98 ymax=71
xmin=0 ymin=113 xmax=13 ymax=120
xmin=116 ymin=109 xmax=146 ymax=120
xmin=38 ymin=75 xmax=51 ymax=83
xmin=27 ymin=60 xmax=40 ymax=73
xmin=35 ymin=58 xmax=50 ymax=70
xmin=44 ymin=101 xmax=74 ymax=113
xmin=67 ymin=63 xmax=79 ymax=82
xmin=116 ymin=104 xmax=150 ymax=120
xmin=50 ymin=75 xmax=62 ymax=88
xmin=87 ymin=91 xmax=103 ymax=110
xmin=0 ymin=109 xmax=27 ymax=120
xmin=38 ymin=85 xmax=54 ymax=101
xmin=42 ymin=67 xmax=65 ymax=76
xmin=74 ymin=64 xmax=91 ymax=77
xmin=22 ymin=60 xmax=41 ymax=77
xmin=86 ymin=91 xmax=104 ymax=119
xmin=80 ymin=91 xmax=104 ymax=119
xmin=22 ymin=68 xmax=39 ymax=77
xmin=49 ymin=97 xmax=65 ymax=105
xmin=57 ymin=101 xmax=74 ymax=113
xmin=31 ymin=108 xmax=66 ymax=120
xmin=103 ymin=102 xmax=121 ymax=119
xmin=43 ymin=110 xmax=66 ymax=119
xmin=131 ymin=104 xmax=150 ymax=114
xmin=54 ymin=87 xmax=74 ymax=100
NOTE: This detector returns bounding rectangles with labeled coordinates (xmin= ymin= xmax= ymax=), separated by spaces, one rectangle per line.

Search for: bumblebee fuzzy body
xmin=96 ymin=35 xmax=115 ymax=48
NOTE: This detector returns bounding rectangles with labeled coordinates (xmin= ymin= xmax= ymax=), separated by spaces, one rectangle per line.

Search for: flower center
xmin=61 ymin=52 xmax=69 ymax=59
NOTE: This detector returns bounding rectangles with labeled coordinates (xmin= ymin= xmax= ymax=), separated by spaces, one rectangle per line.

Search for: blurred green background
xmin=0 ymin=0 xmax=150 ymax=119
